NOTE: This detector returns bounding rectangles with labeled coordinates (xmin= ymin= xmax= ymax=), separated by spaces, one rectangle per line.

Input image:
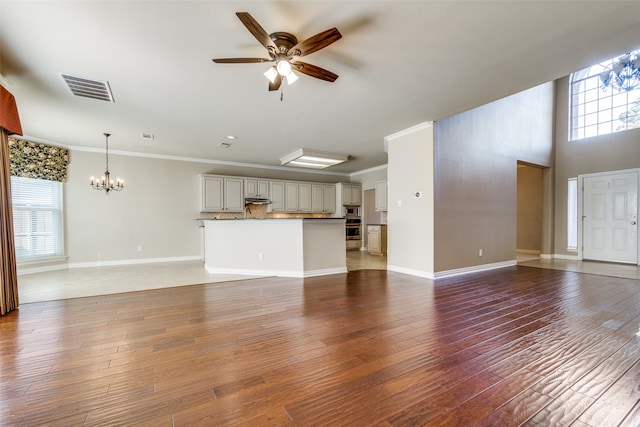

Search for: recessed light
xmin=226 ymin=135 xmax=236 ymax=140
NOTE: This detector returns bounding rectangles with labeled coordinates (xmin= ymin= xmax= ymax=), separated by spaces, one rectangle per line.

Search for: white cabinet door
xmin=368 ymin=226 xmax=381 ymax=253
xmin=270 ymin=181 xmax=285 ymax=212
xmin=245 ymin=179 xmax=258 ymax=197
xmin=298 ymin=183 xmax=312 ymax=212
xmin=351 ymin=185 xmax=362 ymax=206
xmin=342 ymin=184 xmax=352 ymax=205
xmin=324 ymin=184 xmax=336 ymax=213
xmin=341 ymin=183 xmax=362 ymax=206
xmin=285 ymin=182 xmax=299 ymax=212
xmin=257 ymin=180 xmax=269 ymax=197
xmin=201 ymin=175 xmax=243 ymax=212
xmin=245 ymin=179 xmax=270 ymax=198
xmin=311 ymin=184 xmax=325 ymax=212
xmin=224 ymin=178 xmax=244 ymax=212
xmin=202 ymin=176 xmax=223 ymax=212
xmin=375 ymin=180 xmax=387 ymax=211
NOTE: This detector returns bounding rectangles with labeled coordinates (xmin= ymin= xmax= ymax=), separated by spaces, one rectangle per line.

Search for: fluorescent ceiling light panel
xmin=280 ymin=148 xmax=349 ymax=169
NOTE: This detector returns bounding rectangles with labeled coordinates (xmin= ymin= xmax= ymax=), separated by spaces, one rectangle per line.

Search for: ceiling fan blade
xmin=292 ymin=62 xmax=338 ymax=82
xmin=212 ymin=58 xmax=272 ymax=64
xmin=269 ymin=74 xmax=282 ymax=91
xmin=288 ymin=28 xmax=342 ymax=57
xmin=236 ymin=12 xmax=277 ymax=52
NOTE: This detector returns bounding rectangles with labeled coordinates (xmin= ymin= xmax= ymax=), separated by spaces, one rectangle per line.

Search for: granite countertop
xmin=197 ymin=217 xmax=346 ymax=221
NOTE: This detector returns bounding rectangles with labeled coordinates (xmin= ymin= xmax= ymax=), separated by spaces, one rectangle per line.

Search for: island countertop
xmin=203 ymin=217 xmax=346 ymax=278
xmin=198 ymin=217 xmax=346 ymax=221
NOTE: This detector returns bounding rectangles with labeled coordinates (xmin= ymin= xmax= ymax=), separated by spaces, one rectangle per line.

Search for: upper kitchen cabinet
xmin=323 ymin=184 xmax=336 ymax=213
xmin=375 ymin=179 xmax=388 ymax=212
xmin=245 ymin=178 xmax=269 ymax=198
xmin=201 ymin=175 xmax=244 ymax=212
xmin=285 ymin=182 xmax=311 ymax=212
xmin=311 ymin=184 xmax=337 ymax=213
xmin=269 ymin=181 xmax=285 ymax=212
xmin=340 ymin=183 xmax=362 ymax=206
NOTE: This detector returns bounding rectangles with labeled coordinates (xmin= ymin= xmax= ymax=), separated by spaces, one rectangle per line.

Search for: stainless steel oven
xmin=344 ymin=205 xmax=361 ymax=249
xmin=345 ymin=218 xmax=361 ymax=240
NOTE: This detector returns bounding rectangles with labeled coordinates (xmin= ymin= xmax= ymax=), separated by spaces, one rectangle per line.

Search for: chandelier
xmin=90 ymin=133 xmax=124 ymax=194
xmin=599 ymin=50 xmax=640 ymax=92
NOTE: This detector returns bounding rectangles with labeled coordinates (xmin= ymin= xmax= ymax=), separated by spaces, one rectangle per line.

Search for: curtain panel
xmin=8 ymin=138 xmax=69 ymax=182
xmin=1 ymin=85 xmax=22 ymax=316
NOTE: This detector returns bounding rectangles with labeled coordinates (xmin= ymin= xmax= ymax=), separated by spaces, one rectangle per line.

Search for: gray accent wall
xmin=433 ymin=82 xmax=554 ymax=272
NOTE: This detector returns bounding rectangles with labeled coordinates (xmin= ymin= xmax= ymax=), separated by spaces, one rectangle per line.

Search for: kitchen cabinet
xmin=375 ymin=179 xmax=388 ymax=212
xmin=298 ymin=183 xmax=312 ymax=212
xmin=367 ymin=224 xmax=387 ymax=255
xmin=201 ymin=173 xmax=338 ymax=215
xmin=270 ymin=181 xmax=285 ymax=212
xmin=245 ymin=178 xmax=269 ymax=198
xmin=312 ymin=184 xmax=337 ymax=213
xmin=311 ymin=184 xmax=325 ymax=212
xmin=323 ymin=184 xmax=336 ymax=213
xmin=201 ymin=175 xmax=244 ymax=212
xmin=286 ymin=182 xmax=311 ymax=212
xmin=341 ymin=183 xmax=362 ymax=206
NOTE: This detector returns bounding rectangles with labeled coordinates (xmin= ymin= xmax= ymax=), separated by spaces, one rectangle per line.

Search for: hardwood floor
xmin=2 ymin=266 xmax=640 ymax=426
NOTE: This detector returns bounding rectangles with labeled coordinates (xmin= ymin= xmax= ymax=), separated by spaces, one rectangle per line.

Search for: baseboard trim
xmin=18 ymin=255 xmax=202 ymax=275
xmin=434 ymin=260 xmax=517 ymax=279
xmin=204 ymin=265 xmax=347 ymax=278
xmin=386 ymin=265 xmax=435 ymax=280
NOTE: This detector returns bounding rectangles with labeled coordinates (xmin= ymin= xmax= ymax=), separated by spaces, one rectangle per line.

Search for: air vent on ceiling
xmin=141 ymin=133 xmax=154 ymax=141
xmin=59 ymin=73 xmax=115 ymax=102
xmin=218 ymin=142 xmax=232 ymax=149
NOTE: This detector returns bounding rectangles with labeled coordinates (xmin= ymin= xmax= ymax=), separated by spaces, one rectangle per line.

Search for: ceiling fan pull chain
xmin=280 ymin=85 xmax=284 ymax=101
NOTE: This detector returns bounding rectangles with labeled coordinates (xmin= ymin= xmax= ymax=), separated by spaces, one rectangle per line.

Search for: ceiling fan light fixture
xmin=280 ymin=148 xmax=349 ymax=169
xmin=276 ymin=60 xmax=292 ymax=76
xmin=264 ymin=66 xmax=278 ymax=83
xmin=285 ymin=70 xmax=298 ymax=85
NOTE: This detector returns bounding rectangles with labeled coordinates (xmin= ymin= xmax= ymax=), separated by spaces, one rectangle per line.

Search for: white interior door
xmin=582 ymin=171 xmax=638 ymax=264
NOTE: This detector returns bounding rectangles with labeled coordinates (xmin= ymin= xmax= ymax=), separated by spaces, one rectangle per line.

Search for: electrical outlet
xmin=137 ymin=245 xmax=143 ymax=252
xmin=478 ymin=249 xmax=483 ymax=257
xmin=258 ymin=252 xmax=264 ymax=260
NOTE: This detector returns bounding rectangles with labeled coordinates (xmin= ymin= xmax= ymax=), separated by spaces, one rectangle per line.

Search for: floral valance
xmin=8 ymin=138 xmax=69 ymax=182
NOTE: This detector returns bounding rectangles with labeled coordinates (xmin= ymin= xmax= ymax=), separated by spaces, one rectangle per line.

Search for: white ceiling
xmin=1 ymin=1 xmax=639 ymax=174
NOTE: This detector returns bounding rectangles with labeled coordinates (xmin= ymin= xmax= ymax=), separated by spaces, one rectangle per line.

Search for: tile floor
xmin=17 ymin=250 xmax=387 ymax=304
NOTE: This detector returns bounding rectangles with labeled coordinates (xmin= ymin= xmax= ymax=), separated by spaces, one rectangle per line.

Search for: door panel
xmin=583 ymin=172 xmax=638 ymax=264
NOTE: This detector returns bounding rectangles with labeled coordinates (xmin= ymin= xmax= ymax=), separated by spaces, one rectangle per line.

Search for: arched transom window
xmin=570 ymin=50 xmax=640 ymax=141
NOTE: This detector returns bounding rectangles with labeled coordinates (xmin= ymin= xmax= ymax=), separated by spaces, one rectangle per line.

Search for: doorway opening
xmin=516 ymin=162 xmax=546 ymax=262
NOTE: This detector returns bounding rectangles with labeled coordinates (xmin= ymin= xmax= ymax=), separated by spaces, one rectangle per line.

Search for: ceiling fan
xmin=212 ymin=12 xmax=342 ymax=91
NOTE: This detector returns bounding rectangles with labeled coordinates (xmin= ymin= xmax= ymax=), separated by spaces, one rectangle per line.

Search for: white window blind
xmin=567 ymin=178 xmax=578 ymax=251
xmin=11 ymin=176 xmax=64 ymax=261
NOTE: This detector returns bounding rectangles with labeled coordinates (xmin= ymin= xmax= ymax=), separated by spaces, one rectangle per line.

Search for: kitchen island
xmin=203 ymin=218 xmax=347 ymax=278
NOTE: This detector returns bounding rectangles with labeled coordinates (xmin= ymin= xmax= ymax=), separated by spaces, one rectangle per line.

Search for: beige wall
xmin=433 ymin=82 xmax=554 ymax=272
xmin=554 ymin=76 xmax=640 ymax=257
xmin=57 ymin=149 xmax=360 ymax=269
xmin=386 ymin=122 xmax=435 ymax=277
xmin=351 ymin=165 xmax=387 ymax=190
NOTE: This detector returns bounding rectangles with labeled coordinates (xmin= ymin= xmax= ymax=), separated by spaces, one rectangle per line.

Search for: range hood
xmin=245 ymin=197 xmax=271 ymax=205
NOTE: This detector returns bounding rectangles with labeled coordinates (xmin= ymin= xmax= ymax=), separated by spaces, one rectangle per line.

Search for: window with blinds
xmin=11 ymin=176 xmax=64 ymax=261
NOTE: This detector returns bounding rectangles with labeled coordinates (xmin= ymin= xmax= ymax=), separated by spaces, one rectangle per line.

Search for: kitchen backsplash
xmin=198 ymin=204 xmax=333 ymax=220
